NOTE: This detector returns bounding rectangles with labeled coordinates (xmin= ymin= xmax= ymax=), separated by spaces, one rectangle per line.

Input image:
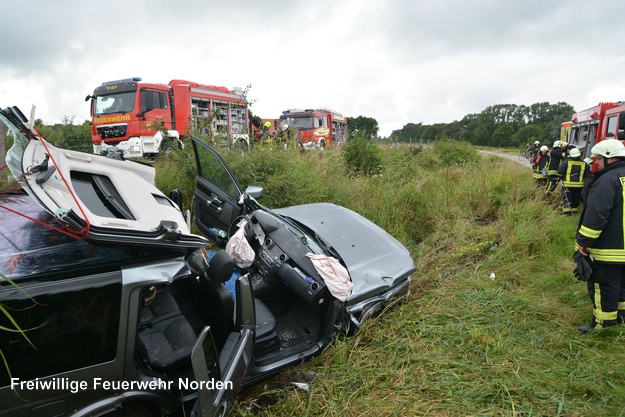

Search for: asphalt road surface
xmin=479 ymin=150 xmax=532 ymax=168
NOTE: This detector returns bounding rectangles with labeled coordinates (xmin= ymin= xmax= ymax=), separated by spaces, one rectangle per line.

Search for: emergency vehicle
xmin=560 ymin=121 xmax=572 ymax=144
xmin=86 ymin=78 xmax=249 ymax=158
xmin=599 ymin=102 xmax=625 ymax=142
xmin=278 ymin=108 xmax=348 ymax=149
xmin=567 ymin=102 xmax=620 ymax=159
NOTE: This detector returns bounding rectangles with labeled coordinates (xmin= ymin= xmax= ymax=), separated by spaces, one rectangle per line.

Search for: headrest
xmin=208 ymin=250 xmax=235 ymax=285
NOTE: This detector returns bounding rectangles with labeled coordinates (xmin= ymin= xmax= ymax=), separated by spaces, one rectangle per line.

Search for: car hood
xmin=274 ymin=203 xmax=416 ymax=306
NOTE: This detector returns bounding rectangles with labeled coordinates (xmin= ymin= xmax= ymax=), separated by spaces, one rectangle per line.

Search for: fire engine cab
xmin=86 ymin=78 xmax=249 ymax=158
xmin=279 ymin=108 xmax=348 ymax=149
xmin=568 ymin=102 xmax=620 ymax=159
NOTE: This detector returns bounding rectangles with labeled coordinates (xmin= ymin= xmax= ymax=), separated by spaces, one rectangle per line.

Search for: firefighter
xmin=260 ymin=121 xmax=272 ymax=144
xmin=545 ymin=140 xmax=567 ymax=196
xmin=276 ymin=123 xmax=290 ymax=148
xmin=576 ymin=139 xmax=625 ymax=332
xmin=557 ymin=148 xmax=589 ymax=215
xmin=582 ymin=157 xmax=595 ymax=203
xmin=529 ymin=140 xmax=541 ymax=164
xmin=532 ymin=145 xmax=550 ymax=187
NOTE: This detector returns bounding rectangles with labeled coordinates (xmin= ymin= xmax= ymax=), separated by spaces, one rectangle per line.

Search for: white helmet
xmin=534 ymin=140 xmax=540 ymax=145
xmin=281 ymin=124 xmax=289 ymax=130
xmin=569 ymin=148 xmax=581 ymax=158
xmin=591 ymin=139 xmax=625 ymax=158
xmin=584 ymin=157 xmax=593 ymax=165
xmin=553 ymin=140 xmax=561 ymax=148
xmin=540 ymin=145 xmax=549 ymax=152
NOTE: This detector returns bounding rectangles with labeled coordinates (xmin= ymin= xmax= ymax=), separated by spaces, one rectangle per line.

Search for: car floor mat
xmin=275 ymin=303 xmax=320 ymax=348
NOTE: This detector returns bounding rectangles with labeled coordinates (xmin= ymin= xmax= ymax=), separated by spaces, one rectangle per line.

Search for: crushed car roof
xmin=0 ymin=106 xmax=208 ymax=249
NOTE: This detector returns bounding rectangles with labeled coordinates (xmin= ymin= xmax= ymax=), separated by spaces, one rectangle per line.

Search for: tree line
xmin=387 ymin=102 xmax=575 ymax=147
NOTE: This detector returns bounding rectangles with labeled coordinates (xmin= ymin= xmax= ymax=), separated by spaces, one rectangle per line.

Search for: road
xmin=479 ymin=150 xmax=531 ymax=168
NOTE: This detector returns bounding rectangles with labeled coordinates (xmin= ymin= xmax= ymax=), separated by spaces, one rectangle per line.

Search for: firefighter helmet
xmin=263 ymin=121 xmax=272 ymax=128
xmin=281 ymin=124 xmax=289 ymax=130
xmin=534 ymin=140 xmax=540 ymax=145
xmin=591 ymin=139 xmax=625 ymax=158
xmin=569 ymin=148 xmax=581 ymax=158
xmin=584 ymin=157 xmax=593 ymax=165
xmin=540 ymin=145 xmax=548 ymax=152
xmin=553 ymin=140 xmax=561 ymax=147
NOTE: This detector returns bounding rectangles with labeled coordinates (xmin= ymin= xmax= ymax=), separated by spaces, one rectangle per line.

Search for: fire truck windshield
xmin=284 ymin=117 xmax=314 ymax=130
xmin=94 ymin=92 xmax=136 ymax=115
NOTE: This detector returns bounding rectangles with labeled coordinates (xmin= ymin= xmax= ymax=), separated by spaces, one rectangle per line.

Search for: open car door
xmin=190 ymin=272 xmax=256 ymax=417
xmin=192 ymin=137 xmax=262 ymax=243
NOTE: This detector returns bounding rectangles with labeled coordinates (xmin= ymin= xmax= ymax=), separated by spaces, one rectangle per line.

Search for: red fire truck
xmin=278 ymin=108 xmax=348 ymax=149
xmin=560 ymin=121 xmax=572 ymax=144
xmin=568 ymin=102 xmax=620 ymax=159
xmin=86 ymin=78 xmax=249 ymax=158
xmin=598 ymin=102 xmax=625 ymax=142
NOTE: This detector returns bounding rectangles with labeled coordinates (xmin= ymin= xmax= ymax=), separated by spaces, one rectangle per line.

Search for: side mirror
xmin=136 ymin=107 xmax=155 ymax=119
xmin=244 ymin=185 xmax=263 ymax=199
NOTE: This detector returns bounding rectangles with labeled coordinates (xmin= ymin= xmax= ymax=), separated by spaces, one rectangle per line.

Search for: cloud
xmin=2 ymin=0 xmax=625 ymax=136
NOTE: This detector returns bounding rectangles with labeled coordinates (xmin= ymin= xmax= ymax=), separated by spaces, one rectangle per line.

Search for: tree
xmin=511 ymin=124 xmax=543 ymax=147
xmin=491 ymin=124 xmax=515 ymax=147
xmin=347 ymin=116 xmax=379 ymax=139
xmin=390 ymin=122 xmax=423 ymax=143
xmin=38 ymin=117 xmax=92 ymax=153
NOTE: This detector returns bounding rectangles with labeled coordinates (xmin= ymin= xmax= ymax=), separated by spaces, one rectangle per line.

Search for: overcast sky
xmin=2 ymin=0 xmax=625 ymax=137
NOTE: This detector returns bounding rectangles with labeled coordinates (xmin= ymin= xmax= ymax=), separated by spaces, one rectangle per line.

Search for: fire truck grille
xmin=97 ymin=124 xmax=128 ymax=139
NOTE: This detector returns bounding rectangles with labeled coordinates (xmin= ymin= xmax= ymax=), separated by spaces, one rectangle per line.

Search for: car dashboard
xmin=246 ymin=210 xmax=328 ymax=307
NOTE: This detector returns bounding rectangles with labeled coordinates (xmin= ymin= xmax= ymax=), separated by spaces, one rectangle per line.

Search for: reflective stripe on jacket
xmin=576 ymin=160 xmax=625 ymax=263
xmin=558 ymin=158 xmax=587 ymax=188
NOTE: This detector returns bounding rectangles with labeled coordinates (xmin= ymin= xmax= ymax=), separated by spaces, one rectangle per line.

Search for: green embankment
xmin=157 ymin=141 xmax=625 ymax=417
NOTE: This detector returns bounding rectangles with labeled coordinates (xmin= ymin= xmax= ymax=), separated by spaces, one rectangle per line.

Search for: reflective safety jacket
xmin=532 ymin=153 xmax=549 ymax=179
xmin=548 ymin=147 xmax=565 ymax=176
xmin=558 ymin=157 xmax=589 ymax=188
xmin=577 ymin=160 xmax=625 ymax=263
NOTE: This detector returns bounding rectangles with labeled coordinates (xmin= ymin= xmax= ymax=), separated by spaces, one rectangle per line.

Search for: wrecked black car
xmin=0 ymin=106 xmax=416 ymax=417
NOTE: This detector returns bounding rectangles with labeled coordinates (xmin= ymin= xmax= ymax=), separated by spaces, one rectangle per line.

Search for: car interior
xmin=134 ymin=212 xmax=336 ymax=382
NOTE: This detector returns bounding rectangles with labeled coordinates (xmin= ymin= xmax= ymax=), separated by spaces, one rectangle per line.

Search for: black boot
xmin=579 ymin=317 xmax=618 ymax=333
xmin=618 ymin=311 xmax=625 ymax=324
xmin=578 ymin=317 xmax=596 ymax=333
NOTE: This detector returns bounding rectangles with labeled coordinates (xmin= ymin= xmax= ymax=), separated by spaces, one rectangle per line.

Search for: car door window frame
xmin=192 ymin=137 xmax=243 ymax=200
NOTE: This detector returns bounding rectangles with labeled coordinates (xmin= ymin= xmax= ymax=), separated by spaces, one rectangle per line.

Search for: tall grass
xmin=156 ymin=141 xmax=625 ymax=417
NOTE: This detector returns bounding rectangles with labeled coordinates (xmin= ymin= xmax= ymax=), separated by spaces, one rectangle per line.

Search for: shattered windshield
xmin=95 ymin=92 xmax=136 ymax=115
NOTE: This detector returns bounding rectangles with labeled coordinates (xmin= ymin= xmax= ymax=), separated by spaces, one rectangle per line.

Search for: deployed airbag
xmin=306 ymin=253 xmax=352 ymax=302
xmin=226 ymin=223 xmax=255 ymax=268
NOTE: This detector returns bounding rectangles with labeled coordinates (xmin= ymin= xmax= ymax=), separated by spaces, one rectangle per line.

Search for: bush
xmin=342 ymin=134 xmax=383 ymax=177
xmin=432 ymin=138 xmax=480 ymax=167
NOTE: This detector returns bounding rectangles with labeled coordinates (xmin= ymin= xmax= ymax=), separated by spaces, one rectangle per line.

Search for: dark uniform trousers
xmin=587 ymin=263 xmax=625 ymax=324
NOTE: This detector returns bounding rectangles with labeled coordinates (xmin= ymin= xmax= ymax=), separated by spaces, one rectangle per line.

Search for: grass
xmin=156 ymin=141 xmax=625 ymax=417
